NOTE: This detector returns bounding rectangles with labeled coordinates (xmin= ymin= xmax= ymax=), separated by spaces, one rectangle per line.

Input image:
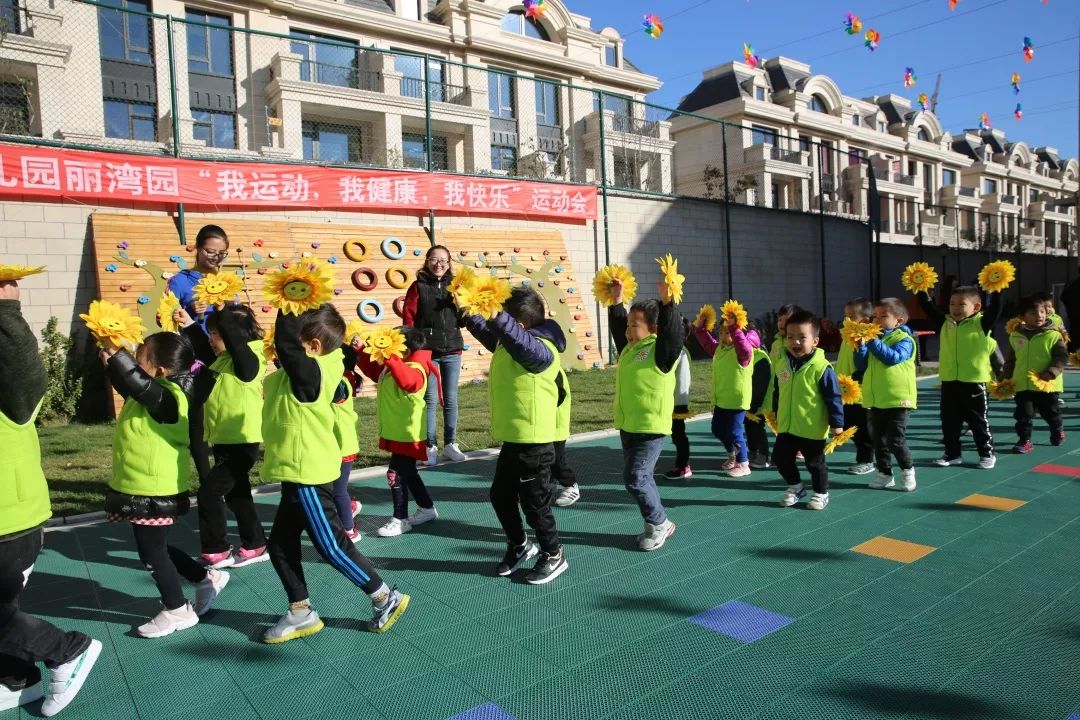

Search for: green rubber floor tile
xmin=223 ymin=640 xmax=330 ymax=687
xmin=247 ymin=665 xmax=382 ymax=720
xmin=338 ymin=635 xmax=443 ymax=693
xmin=128 ymin=669 xmax=235 ymax=717
xmin=447 ymin=642 xmax=560 ymax=698
xmin=500 ymin=670 xmax=615 ymax=720
xmin=410 ymin=619 xmax=514 ymax=665
xmin=365 ymin=671 xmax=488 ymax=720
xmin=163 ymin=692 xmax=262 ymax=720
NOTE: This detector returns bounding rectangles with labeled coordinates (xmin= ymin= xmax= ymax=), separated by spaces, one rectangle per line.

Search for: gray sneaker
xmin=554 ymin=484 xmax=581 ymax=507
xmin=637 ymin=518 xmax=675 ymax=551
xmin=194 ymin=569 xmax=229 ymax=616
xmin=369 ymin=588 xmax=410 ymax=633
xmin=263 ymin=607 xmax=324 ymax=644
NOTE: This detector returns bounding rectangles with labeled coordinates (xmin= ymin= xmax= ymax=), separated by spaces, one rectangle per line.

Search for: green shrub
xmin=37 ymin=317 xmax=82 ymax=425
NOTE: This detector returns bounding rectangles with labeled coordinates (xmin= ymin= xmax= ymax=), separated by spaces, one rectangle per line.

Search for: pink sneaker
xmin=231 ymin=545 xmax=270 ymax=568
xmin=350 ymin=498 xmax=362 ymax=518
xmin=345 ymin=527 xmax=361 ymax=543
xmin=199 ymin=550 xmax=235 ymax=569
xmin=726 ymin=462 xmax=751 ymax=478
xmin=720 ymin=456 xmax=736 ymax=472
xmin=664 ymin=466 xmax=692 ymax=480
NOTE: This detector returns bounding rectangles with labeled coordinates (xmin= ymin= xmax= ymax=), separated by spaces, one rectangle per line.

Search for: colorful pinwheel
xmin=1011 ymin=72 xmax=1021 ymax=94
xmin=979 ymin=112 xmax=991 ymax=130
xmin=844 ymin=13 xmax=862 ymax=35
xmin=1023 ymin=37 xmax=1034 ymax=63
xmin=642 ymin=13 xmax=664 ymax=39
xmin=864 ymin=29 xmax=880 ymax=51
xmin=917 ymin=93 xmax=929 ymax=111
xmin=522 ymin=0 xmax=546 ymax=21
xmin=743 ymin=42 xmax=760 ymax=68
xmin=1014 ymin=103 xmax=1023 ymax=121
xmin=903 ymin=67 xmax=916 ymax=88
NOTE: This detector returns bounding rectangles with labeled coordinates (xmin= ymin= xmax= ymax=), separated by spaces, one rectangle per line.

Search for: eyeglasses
xmin=428 ymin=259 xmax=450 ymax=266
xmin=200 ymin=249 xmax=228 ymax=258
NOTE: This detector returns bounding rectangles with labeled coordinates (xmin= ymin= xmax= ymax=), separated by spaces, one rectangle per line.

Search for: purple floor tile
xmin=447 ymin=701 xmax=516 ymax=720
xmin=688 ymin=600 xmax=795 ymax=643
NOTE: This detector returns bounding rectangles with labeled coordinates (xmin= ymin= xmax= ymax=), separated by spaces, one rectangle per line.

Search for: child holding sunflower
xmin=1003 ymin=295 xmax=1067 ymax=453
xmin=835 ymin=298 xmax=876 ymax=476
xmin=354 ymin=327 xmax=441 ymax=538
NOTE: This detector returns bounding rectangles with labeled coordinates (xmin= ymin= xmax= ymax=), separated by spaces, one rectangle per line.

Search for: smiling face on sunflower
xmin=263 ymin=260 xmax=335 ymax=316
xmin=194 ymin=272 xmax=244 ymax=309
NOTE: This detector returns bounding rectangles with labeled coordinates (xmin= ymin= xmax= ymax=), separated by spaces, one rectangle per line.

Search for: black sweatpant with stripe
xmin=941 ymin=381 xmax=994 ymax=459
xmin=269 ymin=482 xmax=383 ymax=604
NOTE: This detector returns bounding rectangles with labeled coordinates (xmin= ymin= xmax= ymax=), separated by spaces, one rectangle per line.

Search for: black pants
xmin=868 ymin=408 xmax=913 ymax=473
xmin=773 ymin=433 xmax=829 ymax=494
xmin=1014 ymin=390 xmax=1063 ymax=442
xmin=0 ymin=529 xmax=91 ymax=690
xmin=131 ymin=524 xmax=208 ymax=610
xmin=490 ymin=442 xmax=560 ymax=555
xmin=188 ymin=403 xmax=212 ymax=483
xmin=388 ymin=454 xmax=433 ymax=520
xmin=941 ymin=381 xmax=994 ymax=458
xmin=670 ymin=419 xmax=691 ymax=468
xmin=197 ymin=443 xmax=266 ymax=554
xmin=551 ymin=440 xmax=578 ymax=488
xmin=269 ymin=482 xmax=383 ymax=604
xmin=744 ymin=415 xmax=769 ymax=466
xmin=843 ymin=403 xmax=874 ymax=464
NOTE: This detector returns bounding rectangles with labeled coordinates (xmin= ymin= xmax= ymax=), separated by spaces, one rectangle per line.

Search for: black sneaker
xmin=1051 ymin=430 xmax=1066 ymax=446
xmin=495 ymin=541 xmax=537 ymax=577
xmin=524 ymin=549 xmax=568 ymax=585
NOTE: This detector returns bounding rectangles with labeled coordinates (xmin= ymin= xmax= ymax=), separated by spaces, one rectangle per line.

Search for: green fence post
xmin=721 ymin=120 xmax=733 ymax=299
xmin=423 ymin=53 xmax=433 ymax=172
xmin=597 ymin=90 xmax=614 ymax=364
xmin=164 ymin=14 xmax=186 ymax=245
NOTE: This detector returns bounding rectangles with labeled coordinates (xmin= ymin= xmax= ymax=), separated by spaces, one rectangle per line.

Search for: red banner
xmin=0 ymin=143 xmax=597 ymax=222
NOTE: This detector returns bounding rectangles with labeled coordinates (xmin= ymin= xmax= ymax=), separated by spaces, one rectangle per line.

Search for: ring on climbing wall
xmin=392 ymin=296 xmax=406 ymax=318
xmin=358 ymin=299 xmax=384 ymax=323
xmin=381 ymin=236 xmax=406 ymax=260
xmin=351 ymin=268 xmax=378 ymax=291
xmin=385 ymin=265 xmax=409 ymax=289
xmin=343 ymin=239 xmax=368 ymax=263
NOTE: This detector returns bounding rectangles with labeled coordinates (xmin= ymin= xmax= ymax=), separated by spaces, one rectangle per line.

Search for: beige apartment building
xmin=670 ymin=56 xmax=1078 ymax=256
xmin=0 ymin=0 xmax=673 ymax=190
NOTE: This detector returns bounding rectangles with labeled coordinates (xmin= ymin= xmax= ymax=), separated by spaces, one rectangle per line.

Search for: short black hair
xmin=195 ymin=224 xmax=228 ymax=248
xmin=299 ymin=304 xmax=345 ymax=353
xmin=504 ymin=286 xmax=546 ymax=328
xmin=629 ymin=298 xmax=660 ymax=328
xmin=777 ymin=303 xmax=804 ymax=319
xmin=141 ymin=332 xmax=195 ymax=375
xmin=400 ymin=326 xmax=427 ymax=353
xmin=1032 ymin=291 xmax=1054 ymax=304
xmin=875 ymin=297 xmax=907 ymax=320
xmin=206 ymin=303 xmax=264 ymax=342
xmin=951 ymin=285 xmax=982 ymax=303
xmin=845 ymin=297 xmax=873 ymax=319
xmin=1016 ymin=295 xmax=1042 ymax=316
xmin=784 ymin=310 xmax=820 ymax=337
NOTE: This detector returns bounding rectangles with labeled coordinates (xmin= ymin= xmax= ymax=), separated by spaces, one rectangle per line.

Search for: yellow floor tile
xmin=851 ymin=536 xmax=937 ymax=564
xmin=955 ymin=493 xmax=1027 ymax=512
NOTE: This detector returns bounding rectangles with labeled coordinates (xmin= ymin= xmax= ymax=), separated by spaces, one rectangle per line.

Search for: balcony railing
xmin=609 ymin=114 xmax=662 ymax=138
xmin=769 ymin=146 xmax=803 ymax=164
xmin=821 ymin=173 xmax=835 ymax=193
xmin=958 ymin=185 xmax=977 ymax=197
xmin=399 ymin=77 xmax=470 ymax=106
xmin=893 ymin=173 xmax=916 ymax=186
xmin=894 ymin=220 xmax=915 ymax=235
xmin=299 ymin=61 xmax=382 ymax=92
xmin=1001 ymin=194 xmax=1017 ymax=205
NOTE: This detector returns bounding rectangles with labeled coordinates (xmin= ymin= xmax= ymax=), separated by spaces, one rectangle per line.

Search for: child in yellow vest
xmin=177 ymin=304 xmax=270 ymax=569
xmin=664 ymin=318 xmax=693 ymax=480
xmin=835 ymin=298 xmax=876 ymax=475
xmin=855 ymin=298 xmax=918 ymax=492
xmin=0 ymin=279 xmax=101 ymax=716
xmin=771 ymin=311 xmax=845 ymax=510
xmin=916 ymin=286 xmax=1001 ymax=468
xmin=608 ymin=276 xmax=683 ymax=551
xmin=695 ymin=313 xmax=755 ymax=477
xmin=262 ymin=306 xmax=408 ymax=642
xmin=463 ymin=287 xmax=568 ymax=583
xmin=355 ymin=328 xmax=441 ymax=537
xmin=330 ymin=357 xmax=362 ymax=543
xmin=552 ymin=367 xmax=580 ymax=506
xmin=101 ymin=332 xmax=229 ymax=638
xmin=1004 ymin=295 xmax=1067 ymax=453
xmin=769 ymin=304 xmax=805 ymax=366
xmin=743 ymin=324 xmax=771 ymax=469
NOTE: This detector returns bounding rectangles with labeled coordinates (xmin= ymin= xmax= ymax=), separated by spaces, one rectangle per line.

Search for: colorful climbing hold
xmin=586 ymin=331 xmax=593 ymax=337
xmin=311 ymin=242 xmax=320 ymax=249
xmin=134 ymin=260 xmax=147 ymax=268
xmin=252 ymin=252 xmax=263 ymax=262
xmin=253 ymin=239 xmax=264 ymax=247
xmin=117 ymin=241 xmax=128 ymax=250
xmin=119 ymin=284 xmax=131 ymax=291
xmin=161 ymin=272 xmax=174 ymax=280
xmin=261 ymin=305 xmax=272 ymax=313
xmin=413 ymin=249 xmax=423 ymax=256
xmin=137 ymin=296 xmax=150 ymax=304
xmin=118 ymin=251 xmax=129 ymax=260
xmin=268 ymin=251 xmax=278 ymax=258
xmin=577 ymin=353 xmax=585 ymax=360
xmin=257 ymin=268 xmax=267 ymax=275
xmin=328 ymin=257 xmax=338 ymax=264
xmin=538 ymin=281 xmax=545 ymax=287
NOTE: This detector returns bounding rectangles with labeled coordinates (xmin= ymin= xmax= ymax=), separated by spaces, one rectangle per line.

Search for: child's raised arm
xmin=471 ymin=312 xmax=555 ymax=374
xmin=694 ymin=325 xmax=719 ymax=357
xmin=654 ymin=302 xmax=683 ymax=374
xmin=274 ymin=311 xmax=322 ymax=402
xmin=866 ymin=333 xmax=914 ymax=366
xmin=106 ymin=350 xmax=181 ymax=424
xmin=608 ymin=304 xmax=629 ymax=356
xmin=384 ymin=355 xmax=427 ymax=394
xmin=218 ymin=305 xmax=261 ymax=382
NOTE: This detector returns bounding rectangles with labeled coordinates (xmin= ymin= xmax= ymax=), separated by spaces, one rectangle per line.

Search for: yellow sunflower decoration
xmin=156 ymin=291 xmax=180 ymax=333
xmin=655 ymin=254 xmax=685 ymax=304
xmin=263 ymin=259 xmax=335 ymax=316
xmin=1027 ymin=371 xmax=1057 ymax=393
xmin=79 ymin=299 xmax=146 ymax=350
xmin=592 ymin=264 xmax=637 ymax=307
xmin=446 ymin=266 xmax=477 ymax=297
xmin=762 ymin=410 xmax=779 ymax=435
xmin=262 ymin=325 xmax=277 ymax=362
xmin=824 ymin=426 xmax=858 ymax=455
xmin=194 ymin=271 xmax=244 ymax=309
xmin=977 ymin=259 xmax=1016 ymax=293
xmin=841 ymin=317 xmax=883 ymax=348
xmin=1005 ymin=317 xmax=1022 ymax=335
xmin=837 ymin=374 xmax=863 ymax=405
xmin=455 ymin=275 xmax=512 ymax=320
xmin=694 ymin=304 xmax=717 ymax=332
xmin=721 ymin=299 xmax=748 ymax=330
xmin=900 ymin=262 xmax=938 ymax=295
xmin=988 ymin=378 xmax=1015 ymax=400
xmin=1069 ymin=350 xmax=1080 ymax=368
xmin=0 ymin=264 xmax=45 ymax=281
xmin=363 ymin=326 xmax=408 ymax=364
xmin=344 ymin=319 xmax=368 ymax=345
xmin=745 ymin=412 xmax=762 ymax=424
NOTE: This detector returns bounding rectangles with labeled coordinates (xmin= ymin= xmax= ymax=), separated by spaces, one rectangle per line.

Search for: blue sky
xmin=578 ymin=0 xmax=1079 ymax=158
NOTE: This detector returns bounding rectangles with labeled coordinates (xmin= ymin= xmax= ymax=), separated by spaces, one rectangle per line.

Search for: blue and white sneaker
xmin=779 ymin=484 xmax=807 ymax=507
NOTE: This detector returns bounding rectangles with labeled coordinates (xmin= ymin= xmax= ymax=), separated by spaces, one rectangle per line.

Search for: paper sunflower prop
xmin=262 ymin=325 xmax=277 ymax=362
xmin=1028 ymin=371 xmax=1057 ymax=393
xmin=80 ymin=299 xmax=146 ymax=350
xmin=446 ymin=266 xmax=477 ymax=298
xmin=837 ymin=374 xmax=863 ymax=405
xmin=157 ymin=291 xmax=180 ymax=333
xmin=592 ymin=264 xmax=637 ymax=307
xmin=824 ymin=426 xmax=858 ymax=455
xmin=344 ymin=319 xmax=368 ymax=345
xmin=456 ymin=275 xmax=512 ymax=320
xmin=988 ymin=378 xmax=1015 ymax=400
xmin=0 ymin=264 xmax=45 ymax=282
xmin=694 ymin=304 xmax=717 ymax=332
xmin=762 ymin=411 xmax=779 ymax=435
xmin=977 ymin=259 xmax=1016 ymax=293
xmin=721 ymin=299 xmax=748 ymax=330
xmin=194 ymin=271 xmax=244 ymax=309
xmin=656 ymin=254 xmax=685 ymax=304
xmin=843 ymin=13 xmax=862 ymax=35
xmin=1005 ymin=316 xmax=1023 ymax=335
xmin=263 ymin=259 xmax=335 ymax=316
xmin=841 ymin=317 xmax=882 ymax=347
xmin=1069 ymin=350 xmax=1080 ymax=368
xmin=864 ymin=28 xmax=880 ymax=51
xmin=363 ymin=326 xmax=408 ymax=365
xmin=901 ymin=262 xmax=938 ymax=294
xmin=746 ymin=412 xmax=762 ymax=424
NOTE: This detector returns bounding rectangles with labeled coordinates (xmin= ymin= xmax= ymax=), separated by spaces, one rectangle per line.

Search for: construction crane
xmin=929 ymin=73 xmax=942 ymax=114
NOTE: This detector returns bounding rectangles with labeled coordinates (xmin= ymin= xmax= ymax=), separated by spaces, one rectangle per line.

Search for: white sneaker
xmin=807 ymin=492 xmax=830 ymax=511
xmin=425 ymin=446 xmax=439 ymax=466
xmin=442 ymin=443 xmax=467 ymax=462
xmin=409 ymin=506 xmax=438 ymax=526
xmin=869 ymin=472 xmax=895 ymax=490
xmin=900 ymin=468 xmax=917 ymax=492
xmin=377 ymin=517 xmax=412 ymax=537
xmin=0 ymin=681 xmax=42 ymax=712
xmin=637 ymin=518 xmax=675 ymax=551
xmin=848 ymin=463 xmax=875 ymax=476
xmin=933 ymin=455 xmax=963 ymax=467
xmin=779 ymin=484 xmax=806 ymax=507
xmin=263 ymin=607 xmax=324 ymax=644
xmin=978 ymin=455 xmax=997 ymax=469
xmin=137 ymin=602 xmax=199 ymax=638
xmin=194 ymin=569 xmax=229 ymax=616
xmin=39 ymin=639 xmax=102 ymax=717
xmin=554 ymin=483 xmax=581 ymax=507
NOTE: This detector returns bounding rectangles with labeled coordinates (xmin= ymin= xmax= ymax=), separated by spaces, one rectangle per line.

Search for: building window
xmin=848 ymin=147 xmax=867 ymax=165
xmin=942 ymin=168 xmax=957 ymax=186
xmin=851 ymin=115 xmax=860 ymax=127
xmin=396 ymin=55 xmax=446 ymax=100
xmin=807 ymin=95 xmax=827 ymax=113
xmin=983 ymin=178 xmax=997 ymax=194
xmin=750 ymin=124 xmax=777 ymax=146
xmin=798 ymin=136 xmax=811 ymax=153
xmin=613 ymin=156 xmax=639 ymax=189
xmin=185 ymin=10 xmax=233 ymax=75
xmin=302 ymin=121 xmax=360 ymax=163
xmin=491 ymin=145 xmax=517 ymax=173
xmin=604 ymin=46 xmax=617 ymax=67
xmin=754 ymin=86 xmax=765 ymax=101
xmin=917 ymin=128 xmax=931 ymax=142
xmin=1029 ymin=188 xmax=1038 ymax=202
xmin=0 ymin=81 xmax=30 ymax=136
xmin=402 ymin=132 xmax=448 ymax=171
xmin=488 ymin=70 xmax=515 ymax=119
xmin=290 ymin=31 xmax=359 ymax=89
xmin=500 ymin=10 xmax=548 ymax=41
xmin=400 ymin=0 xmax=421 ymax=21
xmin=0 ymin=0 xmax=22 ymax=34
xmin=535 ymin=79 xmax=559 ymax=127
xmin=104 ymin=100 xmax=156 ymax=141
xmin=192 ymin=109 xmax=235 ymax=149
xmin=877 ymin=121 xmax=885 ymax=132
xmin=99 ymin=0 xmax=153 ymax=64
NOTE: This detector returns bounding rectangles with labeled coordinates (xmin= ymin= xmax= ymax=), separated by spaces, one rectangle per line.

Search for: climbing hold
xmin=569 ymin=327 xmax=576 ymax=333
xmin=185 ymin=245 xmax=195 ymax=252
xmin=554 ymin=266 xmax=563 ymax=273
xmin=560 ymin=255 xmax=567 ymax=261
xmin=586 ymin=331 xmax=593 ymax=337
xmin=584 ymin=344 xmax=591 ymax=350
xmin=513 ymin=247 xmax=521 ymax=253
xmin=119 ymin=284 xmax=131 ymax=291
xmin=328 ymin=257 xmax=338 ymax=264
xmin=593 ymin=361 xmax=601 ymax=369
xmin=257 ymin=268 xmax=267 ymax=275
xmin=117 ymin=241 xmax=128 ymax=250
xmin=161 ymin=272 xmax=174 ymax=280
xmin=567 ymin=288 xmax=575 ymax=294
xmin=281 ymin=262 xmax=290 ymax=269
xmin=352 ymin=268 xmax=378 ymax=292
xmin=543 ymin=250 xmax=550 ymax=256
xmin=268 ymin=251 xmax=278 ymax=258
xmin=526 ymin=268 xmax=533 ymax=274
xmin=530 ymin=255 xmax=537 ymax=261
xmin=311 ymin=241 xmax=320 ymax=249
xmin=413 ymin=249 xmax=423 ymax=256
xmin=261 ymin=305 xmax=272 ymax=313
xmin=498 ymin=250 xmax=505 ymax=256
xmin=474 ymin=261 xmax=483 ymax=268
xmin=301 ymin=251 xmax=313 ymax=258
xmin=137 ymin=296 xmax=150 ymax=304
xmin=520 ymin=279 xmax=530 ymax=286
xmin=333 ymin=288 xmax=343 ymax=295
xmin=343 ymin=240 xmax=368 ymax=263
xmin=577 ymin=353 xmax=585 ymax=360
xmin=381 ymin=237 xmax=406 ymax=260
xmin=358 ymin=299 xmax=384 ymax=323
xmin=253 ymin=239 xmax=265 ymax=247
xmin=574 ymin=314 xmax=581 ymax=321
xmin=538 ymin=281 xmax=545 ymax=287
xmin=252 ymin=252 xmax=263 ymax=262
xmin=559 ymin=298 xmax=566 ymax=304
xmin=576 ymin=304 xmax=583 ymax=310
xmin=392 ymin=296 xmax=406 ymax=318
xmin=553 ymin=281 xmax=560 ymax=286
xmin=477 ymin=349 xmax=485 ymax=356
